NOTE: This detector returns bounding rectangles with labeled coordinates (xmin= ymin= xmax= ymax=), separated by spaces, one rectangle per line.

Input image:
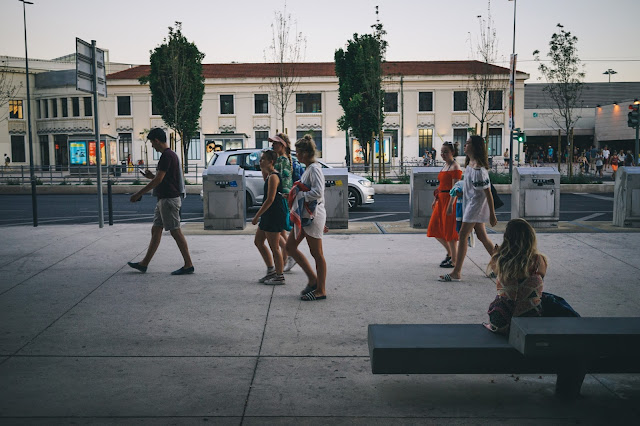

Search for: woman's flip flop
xmin=438 ymin=274 xmax=461 ymax=282
xmin=301 ymin=291 xmax=326 ymax=301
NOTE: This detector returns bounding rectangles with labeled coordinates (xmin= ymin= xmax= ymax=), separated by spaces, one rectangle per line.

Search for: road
xmin=0 ymin=193 xmax=614 ymax=227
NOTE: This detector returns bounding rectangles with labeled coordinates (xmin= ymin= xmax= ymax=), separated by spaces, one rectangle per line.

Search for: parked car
xmin=201 ymin=148 xmax=374 ymax=210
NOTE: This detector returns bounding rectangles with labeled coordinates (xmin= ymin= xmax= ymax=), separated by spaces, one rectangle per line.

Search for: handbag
xmin=491 ymin=184 xmax=504 ymax=209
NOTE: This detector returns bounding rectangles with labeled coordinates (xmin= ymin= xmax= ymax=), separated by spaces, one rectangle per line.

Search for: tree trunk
xmin=569 ymin=128 xmax=574 ymax=178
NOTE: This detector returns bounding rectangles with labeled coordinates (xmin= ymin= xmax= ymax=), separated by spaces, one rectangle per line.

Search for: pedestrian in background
xmin=253 ymin=150 xmax=288 ymax=285
xmin=439 ymin=135 xmax=497 ymax=282
xmin=286 ymin=135 xmax=328 ymax=301
xmin=611 ymin=151 xmax=619 ymax=180
xmin=595 ymin=150 xmax=604 ymax=178
xmin=269 ymin=133 xmax=296 ymax=273
xmin=427 ymin=142 xmax=462 ymax=269
xmin=4 ymin=153 xmax=10 ymax=168
xmin=128 ymin=128 xmax=194 ymax=276
xmin=503 ymin=148 xmax=509 ymax=168
xmin=602 ymin=145 xmax=610 ymax=171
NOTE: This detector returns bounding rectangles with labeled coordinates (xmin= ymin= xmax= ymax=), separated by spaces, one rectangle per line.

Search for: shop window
xmin=487 ymin=128 xmax=502 ymax=156
xmin=187 ymin=134 xmax=201 ymax=161
xmin=119 ymin=133 xmax=132 ymax=163
xmin=453 ymin=128 xmax=467 ymax=156
xmin=255 ymin=131 xmax=269 ymax=149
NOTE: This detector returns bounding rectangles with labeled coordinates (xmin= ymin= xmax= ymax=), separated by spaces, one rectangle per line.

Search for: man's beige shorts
xmin=153 ymin=197 xmax=182 ymax=231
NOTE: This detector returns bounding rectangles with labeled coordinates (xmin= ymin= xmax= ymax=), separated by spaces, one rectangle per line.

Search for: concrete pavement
xmin=1 ymin=222 xmax=639 ymax=424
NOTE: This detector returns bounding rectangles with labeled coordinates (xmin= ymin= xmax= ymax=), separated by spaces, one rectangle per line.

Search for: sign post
xmin=76 ymin=38 xmax=107 ymax=227
xmin=509 ymin=53 xmax=517 ymax=177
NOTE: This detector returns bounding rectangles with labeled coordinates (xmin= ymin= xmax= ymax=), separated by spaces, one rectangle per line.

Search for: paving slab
xmin=246 ymin=357 xmax=639 ymax=422
xmin=0 ymin=356 xmax=254 ymax=418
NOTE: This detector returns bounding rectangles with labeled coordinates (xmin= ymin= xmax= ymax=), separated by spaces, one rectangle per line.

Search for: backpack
xmin=291 ymin=156 xmax=305 ymax=182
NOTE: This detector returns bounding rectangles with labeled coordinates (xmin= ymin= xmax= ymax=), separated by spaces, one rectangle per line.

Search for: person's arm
xmin=536 ymin=254 xmax=548 ymax=278
xmin=484 ymin=187 xmax=498 ymax=227
xmin=303 ymin=165 xmax=324 ymax=202
xmin=252 ymin=174 xmax=279 ymax=225
xmin=130 ymin=170 xmax=166 ymax=202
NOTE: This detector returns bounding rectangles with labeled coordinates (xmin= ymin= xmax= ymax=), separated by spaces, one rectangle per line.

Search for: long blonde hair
xmin=490 ymin=219 xmax=546 ymax=282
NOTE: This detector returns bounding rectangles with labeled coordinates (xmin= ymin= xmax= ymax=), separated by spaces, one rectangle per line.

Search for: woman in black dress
xmin=252 ymin=150 xmax=288 ymax=285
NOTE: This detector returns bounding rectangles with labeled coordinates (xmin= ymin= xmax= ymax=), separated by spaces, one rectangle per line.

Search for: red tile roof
xmin=107 ymin=60 xmax=525 ymax=81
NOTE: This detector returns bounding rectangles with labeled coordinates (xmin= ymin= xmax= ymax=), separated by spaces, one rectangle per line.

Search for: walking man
xmin=128 ymin=128 xmax=194 ymax=275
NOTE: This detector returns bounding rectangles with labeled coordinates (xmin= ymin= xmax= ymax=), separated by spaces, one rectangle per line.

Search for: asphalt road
xmin=0 ymin=192 xmax=614 ymax=227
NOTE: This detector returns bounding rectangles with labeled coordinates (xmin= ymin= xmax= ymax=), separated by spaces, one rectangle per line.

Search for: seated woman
xmin=484 ymin=219 xmax=548 ymax=335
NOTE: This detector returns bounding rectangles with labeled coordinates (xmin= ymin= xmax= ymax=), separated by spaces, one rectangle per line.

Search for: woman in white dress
xmin=440 ymin=135 xmax=498 ymax=282
xmin=285 ymin=135 xmax=327 ymax=301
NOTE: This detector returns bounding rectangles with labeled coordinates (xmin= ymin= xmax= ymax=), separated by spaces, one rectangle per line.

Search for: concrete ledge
xmin=0 ymin=184 xmax=204 ymax=195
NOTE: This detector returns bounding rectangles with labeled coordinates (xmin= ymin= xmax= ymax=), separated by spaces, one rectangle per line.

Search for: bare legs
xmin=139 ymin=225 xmax=193 ymax=269
xmin=286 ymin=230 xmax=326 ymax=296
xmin=445 ymin=222 xmax=494 ymax=280
xmin=254 ymin=229 xmax=284 ymax=274
xmin=435 ymin=237 xmax=457 ymax=265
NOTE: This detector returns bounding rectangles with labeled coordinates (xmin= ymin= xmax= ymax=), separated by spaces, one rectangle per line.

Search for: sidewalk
xmin=1 ymin=223 xmax=639 ymax=424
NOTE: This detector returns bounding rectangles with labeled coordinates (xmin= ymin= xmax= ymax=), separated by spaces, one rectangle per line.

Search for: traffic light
xmin=518 ymin=131 xmax=526 ymax=143
xmin=629 ymin=104 xmax=640 ymax=128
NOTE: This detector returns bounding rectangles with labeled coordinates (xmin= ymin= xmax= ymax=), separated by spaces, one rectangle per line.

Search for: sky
xmin=2 ymin=0 xmax=639 ymax=83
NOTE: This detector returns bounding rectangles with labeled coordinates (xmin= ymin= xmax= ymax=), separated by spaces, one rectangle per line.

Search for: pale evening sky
xmin=1 ymin=0 xmax=639 ymax=83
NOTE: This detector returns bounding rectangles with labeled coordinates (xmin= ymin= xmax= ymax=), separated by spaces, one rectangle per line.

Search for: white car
xmin=201 ymin=148 xmax=374 ymax=210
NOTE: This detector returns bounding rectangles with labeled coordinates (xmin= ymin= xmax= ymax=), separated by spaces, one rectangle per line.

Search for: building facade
xmin=2 ymin=59 xmax=529 ymax=170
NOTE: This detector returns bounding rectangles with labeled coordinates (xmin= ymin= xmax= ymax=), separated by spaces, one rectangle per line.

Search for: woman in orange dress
xmin=427 ymin=142 xmax=462 ymax=268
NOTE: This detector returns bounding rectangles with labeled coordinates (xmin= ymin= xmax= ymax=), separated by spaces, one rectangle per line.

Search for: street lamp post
xmin=508 ymin=0 xmax=517 ymax=176
xmin=603 ymin=69 xmax=617 ymax=83
xmin=20 ymin=0 xmax=37 ymax=227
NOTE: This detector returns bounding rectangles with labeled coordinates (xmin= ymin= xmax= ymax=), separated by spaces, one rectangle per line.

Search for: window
xmin=39 ymin=135 xmax=50 ymax=166
xmin=453 ymin=129 xmax=467 ymax=156
xmin=487 ymin=128 xmax=502 ymax=156
xmin=9 ymin=100 xmax=23 ymax=119
xmin=453 ymin=91 xmax=468 ymax=111
xmin=61 ymin=98 xmax=68 ymax=117
xmin=418 ymin=129 xmax=433 ymax=158
xmin=117 ymin=96 xmax=131 ymax=116
xmin=36 ymin=100 xmax=41 ymax=119
xmin=43 ymin=99 xmax=49 ymax=118
xmin=83 ymin=97 xmax=92 ymax=116
xmin=296 ymin=93 xmax=321 ymax=113
xmin=255 ymin=131 xmax=269 ymax=149
xmin=151 ymin=96 xmax=161 ymax=116
xmin=11 ymin=135 xmax=26 ymax=162
xmin=72 ymin=97 xmax=80 ymax=117
xmin=226 ymin=154 xmax=242 ymax=166
xmin=220 ymin=95 xmax=234 ymax=114
xmin=297 ymin=130 xmax=323 ymax=157
xmin=489 ymin=90 xmax=503 ymax=111
xmin=384 ymin=92 xmax=398 ymax=113
xmin=153 ymin=148 xmax=162 ymax=161
xmin=418 ymin=92 xmax=433 ymax=112
xmin=51 ymin=99 xmax=58 ymax=118
xmin=187 ymin=134 xmax=201 ymax=160
xmin=385 ymin=129 xmax=398 ymax=157
xmin=119 ymin=133 xmax=132 ymax=162
xmin=254 ymin=94 xmax=268 ymax=114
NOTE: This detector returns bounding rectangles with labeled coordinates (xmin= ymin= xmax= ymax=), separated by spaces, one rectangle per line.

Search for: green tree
xmin=533 ymin=23 xmax=585 ymax=177
xmin=335 ymin=21 xmax=387 ymax=172
xmin=139 ymin=22 xmax=204 ymax=173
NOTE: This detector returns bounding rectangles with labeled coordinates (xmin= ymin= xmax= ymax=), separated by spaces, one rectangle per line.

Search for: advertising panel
xmin=109 ymin=140 xmax=118 ymax=165
xmin=352 ymin=137 xmax=391 ymax=164
xmin=89 ymin=141 xmax=106 ymax=165
xmin=70 ymin=141 xmax=87 ymax=165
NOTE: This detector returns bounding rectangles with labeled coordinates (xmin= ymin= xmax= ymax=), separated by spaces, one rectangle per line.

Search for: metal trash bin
xmin=511 ymin=167 xmax=560 ymax=228
xmin=322 ymin=168 xmax=348 ymax=229
xmin=613 ymin=166 xmax=640 ymax=228
xmin=203 ymin=165 xmax=246 ymax=230
xmin=410 ymin=166 xmax=441 ymax=228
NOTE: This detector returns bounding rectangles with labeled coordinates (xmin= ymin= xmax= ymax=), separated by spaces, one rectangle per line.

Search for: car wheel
xmin=348 ymin=187 xmax=360 ymax=210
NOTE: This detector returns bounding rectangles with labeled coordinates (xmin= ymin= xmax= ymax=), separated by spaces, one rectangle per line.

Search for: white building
xmin=3 ymin=59 xmax=529 ymax=170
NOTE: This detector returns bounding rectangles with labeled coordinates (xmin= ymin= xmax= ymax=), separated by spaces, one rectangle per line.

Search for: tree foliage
xmin=139 ymin=22 xmax=204 ymax=172
xmin=264 ymin=3 xmax=306 ymax=133
xmin=533 ymin=23 xmax=584 ymax=176
xmin=467 ymin=1 xmax=507 ymax=138
xmin=533 ymin=24 xmax=584 ymax=137
xmin=335 ymin=21 xmax=387 ymax=169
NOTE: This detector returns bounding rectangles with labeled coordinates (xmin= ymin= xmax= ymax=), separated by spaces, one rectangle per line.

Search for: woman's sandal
xmin=300 ymin=283 xmax=317 ymax=295
xmin=439 ymin=256 xmax=451 ymax=267
xmin=301 ymin=291 xmax=326 ymax=301
xmin=438 ymin=273 xmax=461 ymax=282
xmin=440 ymin=259 xmax=455 ymax=268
